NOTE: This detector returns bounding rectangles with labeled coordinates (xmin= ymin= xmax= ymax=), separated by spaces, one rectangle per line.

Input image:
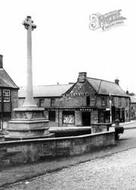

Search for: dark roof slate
xmin=19 ymin=84 xmax=73 ymax=98
xmin=19 ymin=76 xmax=128 ymax=98
xmin=87 ymin=77 xmax=128 ymax=97
xmin=0 ymin=68 xmax=18 ymax=89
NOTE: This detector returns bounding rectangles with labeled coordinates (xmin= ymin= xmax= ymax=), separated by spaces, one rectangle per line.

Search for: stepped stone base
xmin=5 ymin=107 xmax=53 ymax=140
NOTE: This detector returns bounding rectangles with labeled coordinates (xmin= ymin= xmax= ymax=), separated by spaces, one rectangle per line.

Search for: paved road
xmin=3 ymin=127 xmax=136 ymax=190
xmin=4 ymin=145 xmax=136 ymax=190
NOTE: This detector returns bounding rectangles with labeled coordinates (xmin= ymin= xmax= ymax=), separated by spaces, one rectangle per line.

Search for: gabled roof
xmin=19 ymin=84 xmax=74 ymax=98
xmin=87 ymin=77 xmax=128 ymax=97
xmin=19 ymin=76 xmax=128 ymax=98
xmin=0 ymin=68 xmax=19 ymax=89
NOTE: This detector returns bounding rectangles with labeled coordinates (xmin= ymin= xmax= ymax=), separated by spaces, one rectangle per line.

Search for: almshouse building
xmin=19 ymin=72 xmax=130 ymax=127
xmin=0 ymin=55 xmax=19 ymax=127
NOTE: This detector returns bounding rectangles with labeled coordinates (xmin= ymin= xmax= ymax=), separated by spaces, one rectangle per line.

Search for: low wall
xmin=49 ymin=126 xmax=92 ymax=137
xmin=0 ymin=131 xmax=115 ymax=168
xmin=91 ymin=123 xmax=112 ymax=133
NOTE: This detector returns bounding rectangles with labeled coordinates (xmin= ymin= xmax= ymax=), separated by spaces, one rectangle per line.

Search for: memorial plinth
xmin=0 ymin=132 xmax=4 ymax=141
xmin=5 ymin=16 xmax=52 ymax=140
xmin=6 ymin=107 xmax=52 ymax=139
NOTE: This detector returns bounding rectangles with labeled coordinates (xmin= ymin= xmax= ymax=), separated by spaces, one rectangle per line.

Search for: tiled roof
xmin=0 ymin=68 xmax=18 ymax=89
xmin=19 ymin=84 xmax=74 ymax=98
xmin=19 ymin=77 xmax=128 ymax=98
xmin=87 ymin=77 xmax=128 ymax=97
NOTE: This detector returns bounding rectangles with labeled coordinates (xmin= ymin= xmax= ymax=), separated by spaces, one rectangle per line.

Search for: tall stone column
xmin=6 ymin=16 xmax=53 ymax=140
xmin=23 ymin=16 xmax=36 ymax=107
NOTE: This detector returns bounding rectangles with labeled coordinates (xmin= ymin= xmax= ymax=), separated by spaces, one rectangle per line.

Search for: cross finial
xmin=23 ymin=16 xmax=36 ymax=30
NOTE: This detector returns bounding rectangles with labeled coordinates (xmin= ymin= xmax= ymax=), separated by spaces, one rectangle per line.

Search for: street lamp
xmin=109 ymin=93 xmax=112 ymax=123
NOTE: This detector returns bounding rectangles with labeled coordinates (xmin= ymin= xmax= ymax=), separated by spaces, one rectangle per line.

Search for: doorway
xmin=82 ymin=112 xmax=91 ymax=126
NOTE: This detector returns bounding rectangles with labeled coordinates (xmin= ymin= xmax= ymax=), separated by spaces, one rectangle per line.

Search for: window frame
xmin=62 ymin=111 xmax=75 ymax=124
xmin=3 ymin=89 xmax=11 ymax=103
xmin=49 ymin=111 xmax=56 ymax=122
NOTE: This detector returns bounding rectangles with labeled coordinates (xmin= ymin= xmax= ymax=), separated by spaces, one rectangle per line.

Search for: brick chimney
xmin=115 ymin=78 xmax=119 ymax=85
xmin=0 ymin=55 xmax=3 ymax=68
xmin=78 ymin=72 xmax=87 ymax=82
xmin=126 ymin=90 xmax=129 ymax=95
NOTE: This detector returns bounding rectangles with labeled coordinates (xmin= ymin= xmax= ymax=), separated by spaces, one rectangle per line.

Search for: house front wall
xmin=44 ymin=95 xmax=130 ymax=127
xmin=18 ymin=80 xmax=130 ymax=127
xmin=130 ymin=103 xmax=136 ymax=120
xmin=11 ymin=89 xmax=18 ymax=110
xmin=59 ymin=80 xmax=97 ymax=108
xmin=0 ymin=88 xmax=18 ymax=129
xmin=45 ymin=108 xmax=98 ymax=127
xmin=111 ymin=96 xmax=130 ymax=122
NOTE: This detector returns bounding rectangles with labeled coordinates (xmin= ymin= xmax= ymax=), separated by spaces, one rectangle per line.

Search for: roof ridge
xmin=87 ymin=77 xmax=116 ymax=85
xmin=21 ymin=84 xmax=73 ymax=88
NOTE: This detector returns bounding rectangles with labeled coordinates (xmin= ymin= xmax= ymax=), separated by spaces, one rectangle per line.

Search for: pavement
xmin=111 ymin=120 xmax=136 ymax=130
xmin=121 ymin=120 xmax=136 ymax=129
xmin=6 ymin=146 xmax=136 ymax=190
xmin=1 ymin=120 xmax=136 ymax=189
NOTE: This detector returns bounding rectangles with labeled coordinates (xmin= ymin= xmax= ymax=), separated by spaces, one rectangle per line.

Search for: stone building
xmin=0 ymin=55 xmax=19 ymax=127
xmin=129 ymin=95 xmax=136 ymax=120
xmin=19 ymin=72 xmax=130 ymax=127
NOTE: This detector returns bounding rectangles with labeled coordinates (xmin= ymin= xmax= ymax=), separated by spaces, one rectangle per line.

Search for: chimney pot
xmin=0 ymin=55 xmax=3 ymax=68
xmin=78 ymin=72 xmax=87 ymax=82
xmin=126 ymin=90 xmax=129 ymax=95
xmin=115 ymin=78 xmax=119 ymax=85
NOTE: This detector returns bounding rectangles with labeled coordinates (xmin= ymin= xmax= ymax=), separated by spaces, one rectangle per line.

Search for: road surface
xmin=3 ymin=127 xmax=136 ymax=190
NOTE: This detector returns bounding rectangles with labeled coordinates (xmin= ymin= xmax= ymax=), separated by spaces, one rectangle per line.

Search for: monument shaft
xmin=23 ymin=16 xmax=36 ymax=107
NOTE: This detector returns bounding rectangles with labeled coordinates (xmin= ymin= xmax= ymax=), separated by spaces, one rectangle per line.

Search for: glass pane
xmin=3 ymin=96 xmax=10 ymax=102
xmin=3 ymin=89 xmax=10 ymax=96
xmin=63 ymin=111 xmax=75 ymax=124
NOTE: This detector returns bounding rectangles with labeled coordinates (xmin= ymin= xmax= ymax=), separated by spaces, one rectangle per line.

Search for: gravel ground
xmin=4 ymin=147 xmax=136 ymax=190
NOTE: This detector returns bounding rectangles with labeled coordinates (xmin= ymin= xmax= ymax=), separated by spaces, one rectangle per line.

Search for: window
xmin=49 ymin=111 xmax=56 ymax=121
xmin=90 ymin=97 xmax=96 ymax=106
xmin=3 ymin=89 xmax=10 ymax=102
xmin=101 ymin=96 xmax=106 ymax=106
xmin=126 ymin=99 xmax=129 ymax=107
xmin=39 ymin=98 xmax=44 ymax=107
xmin=50 ymin=98 xmax=55 ymax=107
xmin=118 ymin=98 xmax=122 ymax=107
xmin=86 ymin=96 xmax=90 ymax=106
xmin=63 ymin=111 xmax=75 ymax=124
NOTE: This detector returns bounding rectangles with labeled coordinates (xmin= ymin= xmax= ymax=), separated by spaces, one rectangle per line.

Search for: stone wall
xmin=75 ymin=111 xmax=82 ymax=126
xmin=91 ymin=110 xmax=98 ymax=124
xmin=0 ymin=131 xmax=115 ymax=168
xmin=45 ymin=109 xmax=99 ymax=127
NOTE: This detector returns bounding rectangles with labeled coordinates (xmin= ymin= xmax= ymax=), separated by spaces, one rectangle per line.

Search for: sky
xmin=0 ymin=0 xmax=136 ymax=93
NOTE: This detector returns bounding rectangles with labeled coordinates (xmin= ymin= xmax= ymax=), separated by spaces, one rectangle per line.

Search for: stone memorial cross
xmin=23 ymin=16 xmax=37 ymax=107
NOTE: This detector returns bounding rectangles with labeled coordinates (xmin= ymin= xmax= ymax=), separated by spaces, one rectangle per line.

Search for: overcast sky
xmin=0 ymin=0 xmax=136 ymax=93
